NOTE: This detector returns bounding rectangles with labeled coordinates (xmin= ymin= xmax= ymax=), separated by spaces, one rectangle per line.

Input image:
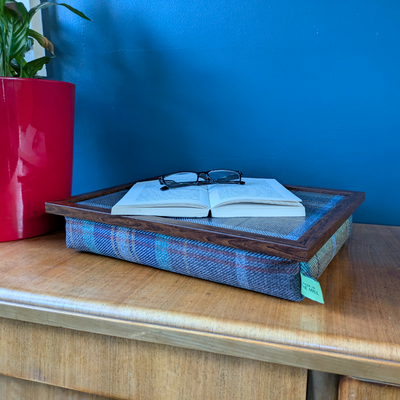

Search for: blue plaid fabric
xmin=65 ymin=216 xmax=352 ymax=301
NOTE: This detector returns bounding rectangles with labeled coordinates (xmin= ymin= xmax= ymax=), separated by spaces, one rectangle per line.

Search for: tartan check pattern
xmin=65 ymin=216 xmax=352 ymax=301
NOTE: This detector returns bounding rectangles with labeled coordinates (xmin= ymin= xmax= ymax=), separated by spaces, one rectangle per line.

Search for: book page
xmin=208 ymin=178 xmax=302 ymax=208
xmin=211 ymin=202 xmax=305 ymax=217
xmin=112 ymin=180 xmax=210 ymax=210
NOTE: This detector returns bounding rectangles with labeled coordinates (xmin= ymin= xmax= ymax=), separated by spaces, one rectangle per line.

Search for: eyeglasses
xmin=159 ymin=169 xmax=245 ymax=191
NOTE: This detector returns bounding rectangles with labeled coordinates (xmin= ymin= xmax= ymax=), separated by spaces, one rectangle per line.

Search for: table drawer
xmin=0 ymin=317 xmax=307 ymax=400
xmin=339 ymin=376 xmax=400 ymax=400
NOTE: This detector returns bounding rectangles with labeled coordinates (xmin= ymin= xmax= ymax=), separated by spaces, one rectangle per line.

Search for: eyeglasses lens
xmin=164 ymin=172 xmax=198 ymax=184
xmin=208 ymin=170 xmax=240 ymax=182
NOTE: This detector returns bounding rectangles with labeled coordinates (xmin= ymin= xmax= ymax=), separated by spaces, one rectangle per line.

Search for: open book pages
xmin=111 ymin=178 xmax=305 ymax=218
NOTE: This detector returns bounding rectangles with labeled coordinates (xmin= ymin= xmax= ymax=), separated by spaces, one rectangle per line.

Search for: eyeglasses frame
xmin=159 ymin=169 xmax=245 ymax=191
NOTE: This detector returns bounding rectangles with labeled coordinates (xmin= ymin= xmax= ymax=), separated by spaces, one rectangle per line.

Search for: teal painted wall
xmin=43 ymin=1 xmax=400 ymax=225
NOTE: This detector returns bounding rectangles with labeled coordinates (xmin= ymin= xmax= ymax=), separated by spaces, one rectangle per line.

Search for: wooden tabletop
xmin=0 ymin=224 xmax=399 ymax=384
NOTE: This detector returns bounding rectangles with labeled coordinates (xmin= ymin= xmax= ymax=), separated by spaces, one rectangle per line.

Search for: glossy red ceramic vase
xmin=0 ymin=78 xmax=75 ymax=241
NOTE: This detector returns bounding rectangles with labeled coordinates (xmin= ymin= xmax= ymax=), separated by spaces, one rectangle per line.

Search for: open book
xmin=111 ymin=178 xmax=305 ymax=218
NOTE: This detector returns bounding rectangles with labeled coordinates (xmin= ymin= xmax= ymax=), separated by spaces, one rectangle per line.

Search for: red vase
xmin=0 ymin=77 xmax=75 ymax=242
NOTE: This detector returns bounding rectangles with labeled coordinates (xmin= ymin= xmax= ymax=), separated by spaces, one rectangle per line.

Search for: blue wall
xmin=43 ymin=1 xmax=400 ymax=225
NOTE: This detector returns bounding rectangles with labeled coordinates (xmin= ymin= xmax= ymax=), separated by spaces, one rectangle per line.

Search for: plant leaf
xmin=24 ymin=55 xmax=50 ymax=77
xmin=25 ymin=35 xmax=33 ymax=51
xmin=0 ymin=0 xmax=7 ymax=12
xmin=3 ymin=6 xmax=30 ymax=61
xmin=29 ymin=2 xmax=90 ymax=22
xmin=2 ymin=1 xmax=89 ymax=77
xmin=5 ymin=1 xmax=29 ymax=23
xmin=28 ymin=28 xmax=54 ymax=54
xmin=11 ymin=54 xmax=24 ymax=76
xmin=58 ymin=3 xmax=90 ymax=20
xmin=9 ymin=57 xmax=21 ymax=76
xmin=0 ymin=15 xmax=8 ymax=41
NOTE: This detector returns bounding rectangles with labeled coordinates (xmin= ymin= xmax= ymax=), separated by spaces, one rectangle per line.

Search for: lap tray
xmin=46 ymin=181 xmax=364 ymax=302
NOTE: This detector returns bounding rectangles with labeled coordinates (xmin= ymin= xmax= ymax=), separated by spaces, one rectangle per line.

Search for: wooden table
xmin=0 ymin=224 xmax=399 ymax=399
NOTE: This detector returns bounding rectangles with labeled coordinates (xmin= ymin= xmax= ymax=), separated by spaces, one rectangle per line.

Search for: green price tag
xmin=300 ymin=272 xmax=324 ymax=304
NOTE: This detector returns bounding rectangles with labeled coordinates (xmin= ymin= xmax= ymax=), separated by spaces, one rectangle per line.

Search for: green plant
xmin=0 ymin=0 xmax=89 ymax=78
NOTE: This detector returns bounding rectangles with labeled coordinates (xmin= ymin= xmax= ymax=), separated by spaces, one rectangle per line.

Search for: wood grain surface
xmin=0 ymin=224 xmax=399 ymax=385
xmin=0 ymin=375 xmax=113 ymax=400
xmin=0 ymin=317 xmax=306 ymax=400
xmin=339 ymin=376 xmax=400 ymax=400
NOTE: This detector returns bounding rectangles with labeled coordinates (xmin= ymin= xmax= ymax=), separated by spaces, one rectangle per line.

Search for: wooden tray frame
xmin=45 ymin=181 xmax=365 ymax=262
